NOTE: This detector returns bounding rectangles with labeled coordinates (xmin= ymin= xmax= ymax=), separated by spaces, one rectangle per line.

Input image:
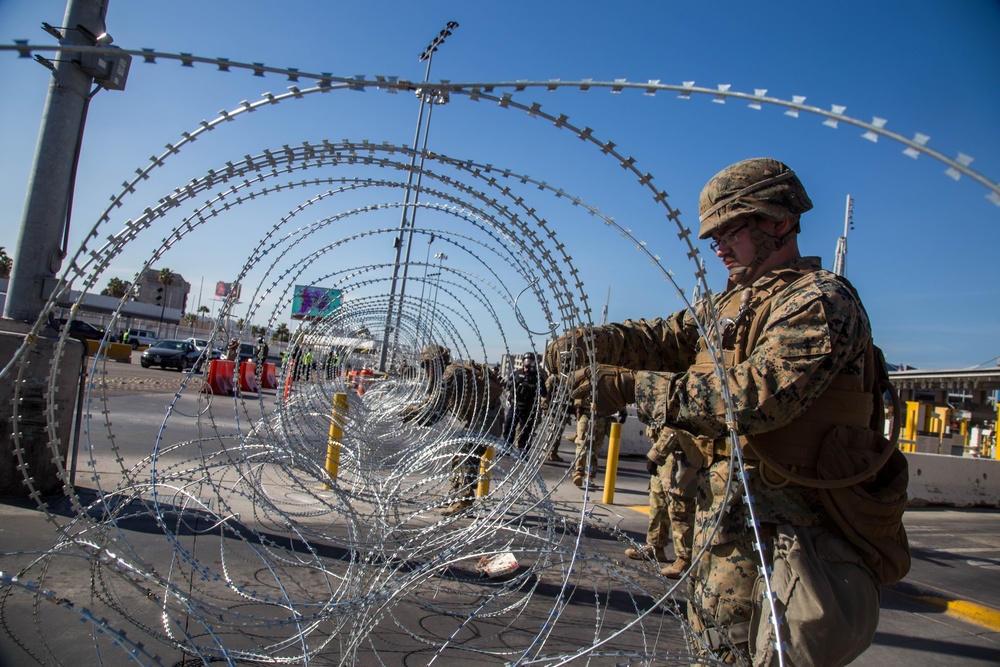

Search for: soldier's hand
xmin=570 ymin=364 xmax=635 ymax=416
xmin=400 ymin=404 xmax=420 ymax=423
xmin=645 ymin=458 xmax=658 ymax=476
xmin=544 ymin=327 xmax=590 ymax=376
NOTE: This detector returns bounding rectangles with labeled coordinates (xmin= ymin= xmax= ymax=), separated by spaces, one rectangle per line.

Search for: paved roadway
xmin=1 ymin=359 xmax=998 ymax=665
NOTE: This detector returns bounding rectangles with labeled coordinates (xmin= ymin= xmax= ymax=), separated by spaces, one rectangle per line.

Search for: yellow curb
xmin=627 ymin=505 xmax=650 ymax=515
xmin=909 ymin=593 xmax=1000 ymax=632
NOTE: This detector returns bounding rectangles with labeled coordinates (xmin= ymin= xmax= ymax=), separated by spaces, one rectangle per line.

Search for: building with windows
xmin=133 ymin=268 xmax=191 ymax=314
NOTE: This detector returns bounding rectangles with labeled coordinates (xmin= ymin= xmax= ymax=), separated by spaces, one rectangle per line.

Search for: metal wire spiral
xmin=3 ymin=41 xmax=994 ymax=666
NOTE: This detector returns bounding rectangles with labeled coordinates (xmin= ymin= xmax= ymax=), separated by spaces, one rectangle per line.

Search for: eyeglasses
xmin=709 ymin=221 xmax=750 ymax=252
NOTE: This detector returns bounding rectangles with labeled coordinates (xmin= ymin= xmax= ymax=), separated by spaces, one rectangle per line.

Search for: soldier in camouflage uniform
xmin=570 ymin=405 xmax=626 ymax=488
xmin=625 ymin=426 xmax=697 ymax=578
xmin=542 ymin=371 xmax=567 ymax=462
xmin=402 ymin=345 xmax=505 ymax=517
xmin=547 ymin=158 xmax=900 ymax=666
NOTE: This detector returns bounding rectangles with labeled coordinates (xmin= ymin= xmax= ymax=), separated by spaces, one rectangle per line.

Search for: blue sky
xmin=1 ymin=0 xmax=998 ymax=369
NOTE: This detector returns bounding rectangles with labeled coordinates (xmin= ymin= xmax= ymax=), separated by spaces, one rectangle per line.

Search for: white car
xmin=124 ymin=328 xmax=158 ymax=349
xmin=185 ymin=337 xmax=223 ymax=360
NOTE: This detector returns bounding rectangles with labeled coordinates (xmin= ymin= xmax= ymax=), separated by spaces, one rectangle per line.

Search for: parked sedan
xmin=57 ymin=318 xmax=112 ymax=342
xmin=140 ymin=339 xmax=202 ymax=371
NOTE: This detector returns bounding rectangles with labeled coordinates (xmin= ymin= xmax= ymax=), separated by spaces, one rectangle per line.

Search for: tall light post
xmin=413 ymin=233 xmax=435 ymax=340
xmin=378 ymin=21 xmax=458 ymax=373
xmin=1 ymin=0 xmax=130 ymax=498
xmin=426 ymin=252 xmax=447 ymax=344
xmin=4 ymin=0 xmax=128 ymax=321
xmin=833 ymin=194 xmax=854 ymax=277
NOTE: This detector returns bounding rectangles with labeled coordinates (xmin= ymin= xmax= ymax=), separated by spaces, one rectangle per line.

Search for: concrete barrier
xmin=84 ymin=339 xmax=132 ymax=363
xmin=905 ymin=452 xmax=1000 ymax=507
xmin=238 ymin=362 xmax=259 ymax=393
xmin=260 ymin=362 xmax=278 ymax=389
xmin=201 ymin=359 xmax=236 ymax=396
xmin=613 ymin=408 xmax=1000 ymax=508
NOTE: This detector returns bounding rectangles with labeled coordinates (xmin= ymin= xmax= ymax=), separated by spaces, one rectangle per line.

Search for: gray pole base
xmin=0 ymin=320 xmax=84 ymax=499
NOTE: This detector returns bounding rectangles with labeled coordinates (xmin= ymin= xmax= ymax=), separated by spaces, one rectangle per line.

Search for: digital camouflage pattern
xmin=636 ymin=258 xmax=869 ymax=450
xmin=403 ymin=360 xmax=504 ymax=499
xmin=554 ymin=255 xmax=877 ymax=665
xmin=648 ymin=451 xmax=695 ymax=560
xmin=697 ymin=157 xmax=813 ymax=239
xmin=572 ymin=411 xmax=607 ymax=485
xmin=644 ymin=427 xmax=696 ymax=558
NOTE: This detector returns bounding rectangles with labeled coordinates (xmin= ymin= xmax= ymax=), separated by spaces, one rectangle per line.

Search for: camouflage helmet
xmin=419 ymin=344 xmax=450 ymax=365
xmin=698 ymin=158 xmax=813 ymax=239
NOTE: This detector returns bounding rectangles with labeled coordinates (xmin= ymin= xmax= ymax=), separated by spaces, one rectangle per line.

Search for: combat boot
xmin=547 ymin=451 xmax=564 ymax=463
xmin=440 ymin=499 xmax=474 ymax=517
xmin=624 ymin=545 xmax=667 ymax=562
xmin=659 ymin=557 xmax=691 ymax=579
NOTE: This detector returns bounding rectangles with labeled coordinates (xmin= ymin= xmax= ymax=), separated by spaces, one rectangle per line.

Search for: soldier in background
xmin=570 ymin=404 xmax=626 ymax=489
xmin=542 ymin=368 xmax=566 ymax=462
xmin=225 ymin=337 xmax=240 ymax=361
xmin=625 ymin=426 xmax=696 ymax=579
xmin=402 ymin=345 xmax=505 ymax=517
xmin=502 ymin=353 xmax=547 ymax=454
xmin=547 ymin=158 xmax=908 ymax=665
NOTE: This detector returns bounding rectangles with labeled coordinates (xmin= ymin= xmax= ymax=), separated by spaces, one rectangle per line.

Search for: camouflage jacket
xmin=409 ymin=361 xmax=504 ymax=433
xmin=595 ymin=257 xmax=871 ymax=442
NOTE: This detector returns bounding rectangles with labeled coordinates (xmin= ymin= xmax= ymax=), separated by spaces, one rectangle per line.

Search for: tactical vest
xmin=684 ymin=264 xmax=910 ymax=584
xmin=448 ymin=361 xmax=504 ymax=426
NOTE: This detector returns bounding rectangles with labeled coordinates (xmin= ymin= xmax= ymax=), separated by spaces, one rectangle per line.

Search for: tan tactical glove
xmin=570 ymin=365 xmax=635 ymax=416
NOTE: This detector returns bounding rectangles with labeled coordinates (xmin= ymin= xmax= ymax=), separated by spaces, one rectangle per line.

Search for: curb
xmin=887 ymin=580 xmax=1000 ymax=632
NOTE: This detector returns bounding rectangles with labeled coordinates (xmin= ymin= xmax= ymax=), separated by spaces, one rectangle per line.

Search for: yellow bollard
xmin=324 ymin=392 xmax=348 ymax=488
xmin=902 ymin=401 xmax=920 ymax=453
xmin=995 ymin=405 xmax=1000 ymax=460
xmin=602 ymin=422 xmax=622 ymax=504
xmin=477 ymin=446 xmax=495 ymax=498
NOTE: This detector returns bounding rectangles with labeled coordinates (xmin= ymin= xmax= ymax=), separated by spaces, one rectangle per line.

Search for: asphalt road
xmin=3 ymin=365 xmax=998 ymax=666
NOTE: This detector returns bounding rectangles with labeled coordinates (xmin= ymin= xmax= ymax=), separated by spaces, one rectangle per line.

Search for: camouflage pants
xmin=687 ymin=458 xmax=880 ymax=666
xmin=686 ymin=458 xmax=760 ymax=664
xmin=572 ymin=413 xmax=608 ymax=482
xmin=449 ymin=440 xmax=490 ymax=499
xmin=648 ymin=450 xmax=695 ymax=559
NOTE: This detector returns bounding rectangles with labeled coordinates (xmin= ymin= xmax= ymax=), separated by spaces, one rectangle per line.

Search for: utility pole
xmin=833 ymin=194 xmax=854 ymax=277
xmin=378 ymin=21 xmax=458 ymax=373
xmin=4 ymin=0 xmax=126 ymax=321
xmin=0 ymin=0 xmax=129 ymax=497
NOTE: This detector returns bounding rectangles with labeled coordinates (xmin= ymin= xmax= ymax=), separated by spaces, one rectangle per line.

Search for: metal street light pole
xmin=377 ymin=21 xmax=458 ymax=373
xmin=427 ymin=252 xmax=447 ymax=343
xmin=413 ymin=233 xmax=435 ymax=341
xmin=3 ymin=0 xmax=113 ymax=321
xmin=0 ymin=0 xmax=124 ymax=498
xmin=833 ymin=194 xmax=854 ymax=277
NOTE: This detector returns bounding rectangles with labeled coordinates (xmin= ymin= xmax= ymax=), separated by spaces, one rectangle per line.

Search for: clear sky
xmin=1 ymin=0 xmax=998 ymax=369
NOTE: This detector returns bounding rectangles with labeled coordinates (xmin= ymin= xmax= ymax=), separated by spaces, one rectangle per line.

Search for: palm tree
xmin=100 ymin=276 xmax=131 ymax=298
